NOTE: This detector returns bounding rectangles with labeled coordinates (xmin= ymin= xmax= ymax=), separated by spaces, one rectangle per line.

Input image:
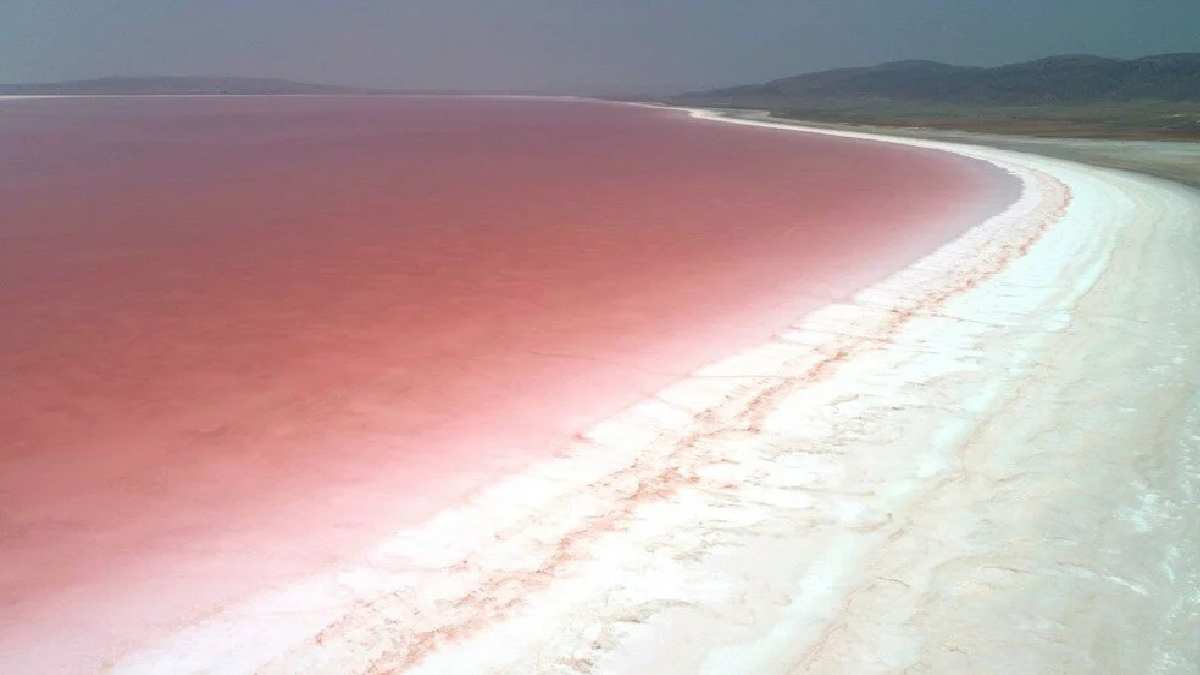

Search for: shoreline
xmin=2 ymin=97 xmax=1013 ymax=675
xmin=96 ymin=110 xmax=1200 ymax=673
xmin=5 ymin=103 xmax=1196 ymax=673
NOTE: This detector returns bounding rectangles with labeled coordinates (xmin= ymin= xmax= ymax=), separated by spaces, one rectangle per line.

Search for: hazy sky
xmin=4 ymin=1 xmax=1199 ymax=93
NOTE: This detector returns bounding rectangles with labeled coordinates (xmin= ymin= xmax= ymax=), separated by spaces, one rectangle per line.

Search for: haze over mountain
xmin=7 ymin=53 xmax=1198 ymax=111
xmin=677 ymin=53 xmax=1200 ymax=106
xmin=6 ymin=2 xmax=1200 ymax=94
xmin=0 ymin=76 xmax=384 ymax=96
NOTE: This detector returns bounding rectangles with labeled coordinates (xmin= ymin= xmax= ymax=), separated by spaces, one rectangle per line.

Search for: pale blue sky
xmin=4 ymin=1 xmax=1199 ymax=93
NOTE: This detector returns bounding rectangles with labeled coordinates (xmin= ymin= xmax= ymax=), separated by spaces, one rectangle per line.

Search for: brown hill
xmin=678 ymin=53 xmax=1200 ymax=106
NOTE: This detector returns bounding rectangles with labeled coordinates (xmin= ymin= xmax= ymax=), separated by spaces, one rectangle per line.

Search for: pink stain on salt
xmin=0 ymin=97 xmax=1018 ymax=670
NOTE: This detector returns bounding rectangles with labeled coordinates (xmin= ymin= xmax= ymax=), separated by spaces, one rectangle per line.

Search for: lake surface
xmin=0 ymin=96 xmax=1017 ymax=670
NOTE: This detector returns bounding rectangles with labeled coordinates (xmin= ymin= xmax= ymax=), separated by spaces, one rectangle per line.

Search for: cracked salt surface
xmin=108 ymin=109 xmax=1200 ymax=674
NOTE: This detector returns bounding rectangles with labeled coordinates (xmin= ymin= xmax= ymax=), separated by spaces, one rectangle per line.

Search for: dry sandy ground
xmin=735 ymin=110 xmax=1200 ymax=191
xmin=94 ymin=110 xmax=1200 ymax=673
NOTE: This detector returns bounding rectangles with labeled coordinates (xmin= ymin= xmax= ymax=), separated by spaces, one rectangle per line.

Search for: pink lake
xmin=0 ymin=96 xmax=1018 ymax=671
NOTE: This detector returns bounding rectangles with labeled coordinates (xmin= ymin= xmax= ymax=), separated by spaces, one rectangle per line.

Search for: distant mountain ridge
xmin=0 ymin=76 xmax=387 ymax=96
xmin=678 ymin=53 xmax=1200 ymax=105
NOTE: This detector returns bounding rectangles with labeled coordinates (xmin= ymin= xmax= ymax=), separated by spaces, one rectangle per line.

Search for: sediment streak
xmin=112 ymin=111 xmax=1200 ymax=674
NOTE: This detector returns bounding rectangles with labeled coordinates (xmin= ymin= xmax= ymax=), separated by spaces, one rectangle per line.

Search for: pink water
xmin=0 ymin=96 xmax=1017 ymax=670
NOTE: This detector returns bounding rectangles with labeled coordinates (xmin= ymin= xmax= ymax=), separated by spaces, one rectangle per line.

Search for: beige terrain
xmin=730 ymin=109 xmax=1200 ymax=189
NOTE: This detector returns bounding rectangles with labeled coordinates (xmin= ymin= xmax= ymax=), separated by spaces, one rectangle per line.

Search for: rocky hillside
xmin=678 ymin=53 xmax=1200 ymax=106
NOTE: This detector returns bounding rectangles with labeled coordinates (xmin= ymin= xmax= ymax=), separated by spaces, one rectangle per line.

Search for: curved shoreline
xmin=34 ymin=107 xmax=1200 ymax=673
xmin=1 ymin=97 xmax=1013 ymax=675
